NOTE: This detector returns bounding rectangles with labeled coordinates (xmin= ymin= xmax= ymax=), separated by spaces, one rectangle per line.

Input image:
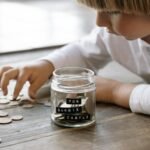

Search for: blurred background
xmin=0 ymin=0 xmax=143 ymax=89
xmin=0 ymin=0 xmax=96 ymax=53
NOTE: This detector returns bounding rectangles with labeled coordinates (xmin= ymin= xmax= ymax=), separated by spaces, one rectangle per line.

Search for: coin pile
xmin=0 ymin=109 xmax=23 ymax=124
xmin=0 ymin=85 xmax=51 ymax=144
xmin=0 ymin=94 xmax=51 ymax=109
xmin=0 ymin=94 xmax=31 ymax=110
xmin=0 ymin=110 xmax=23 ymax=144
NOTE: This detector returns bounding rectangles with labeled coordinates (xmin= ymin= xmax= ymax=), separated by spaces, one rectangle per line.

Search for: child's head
xmin=78 ymin=0 xmax=150 ymax=15
xmin=78 ymin=0 xmax=150 ymax=42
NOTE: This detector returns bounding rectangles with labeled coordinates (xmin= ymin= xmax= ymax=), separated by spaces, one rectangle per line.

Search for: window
xmin=0 ymin=0 xmax=95 ymax=53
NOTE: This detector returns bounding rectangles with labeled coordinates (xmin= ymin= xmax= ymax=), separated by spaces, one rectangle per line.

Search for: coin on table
xmin=0 ymin=110 xmax=8 ymax=117
xmin=22 ymin=104 xmax=34 ymax=108
xmin=0 ymin=96 xmax=7 ymax=99
xmin=0 ymin=138 xmax=2 ymax=143
xmin=7 ymin=95 xmax=21 ymax=101
xmin=44 ymin=101 xmax=51 ymax=107
xmin=0 ymin=117 xmax=12 ymax=124
xmin=19 ymin=98 xmax=35 ymax=106
xmin=0 ymin=99 xmax=10 ymax=104
xmin=19 ymin=94 xmax=24 ymax=97
xmin=36 ymin=99 xmax=47 ymax=104
xmin=8 ymin=101 xmax=19 ymax=106
xmin=11 ymin=115 xmax=23 ymax=121
xmin=0 ymin=105 xmax=8 ymax=110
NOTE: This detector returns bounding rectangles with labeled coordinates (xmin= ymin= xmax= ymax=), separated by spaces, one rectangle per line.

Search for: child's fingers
xmin=13 ymin=72 xmax=29 ymax=99
xmin=0 ymin=68 xmax=18 ymax=95
xmin=28 ymin=78 xmax=46 ymax=99
xmin=0 ymin=66 xmax=13 ymax=80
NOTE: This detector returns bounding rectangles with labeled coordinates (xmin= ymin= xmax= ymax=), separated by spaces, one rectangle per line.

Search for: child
xmin=0 ymin=0 xmax=150 ymax=115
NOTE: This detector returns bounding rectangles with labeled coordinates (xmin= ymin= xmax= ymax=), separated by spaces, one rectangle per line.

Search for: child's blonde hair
xmin=77 ymin=0 xmax=150 ymax=15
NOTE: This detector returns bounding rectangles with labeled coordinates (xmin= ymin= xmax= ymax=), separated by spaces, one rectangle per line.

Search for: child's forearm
xmin=112 ymin=82 xmax=137 ymax=108
xmin=95 ymin=76 xmax=136 ymax=108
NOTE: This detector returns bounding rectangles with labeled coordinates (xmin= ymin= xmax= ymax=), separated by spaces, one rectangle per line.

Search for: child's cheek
xmin=112 ymin=18 xmax=132 ymax=37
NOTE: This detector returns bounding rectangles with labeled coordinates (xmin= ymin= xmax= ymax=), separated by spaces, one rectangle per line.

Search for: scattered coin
xmin=8 ymin=101 xmax=19 ymax=106
xmin=44 ymin=101 xmax=51 ymax=107
xmin=0 ymin=105 xmax=9 ymax=110
xmin=0 ymin=110 xmax=8 ymax=117
xmin=0 ymin=96 xmax=7 ymax=99
xmin=0 ymin=117 xmax=12 ymax=124
xmin=37 ymin=99 xmax=48 ymax=104
xmin=0 ymin=99 xmax=10 ymax=105
xmin=7 ymin=95 xmax=21 ymax=101
xmin=19 ymin=94 xmax=24 ymax=97
xmin=11 ymin=115 xmax=23 ymax=121
xmin=7 ymin=95 xmax=14 ymax=101
xmin=19 ymin=100 xmax=29 ymax=106
xmin=22 ymin=104 xmax=34 ymax=108
xmin=19 ymin=98 xmax=35 ymax=106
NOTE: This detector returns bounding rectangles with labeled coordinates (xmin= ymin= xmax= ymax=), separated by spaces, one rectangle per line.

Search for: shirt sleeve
xmin=41 ymin=27 xmax=112 ymax=74
xmin=129 ymin=84 xmax=150 ymax=115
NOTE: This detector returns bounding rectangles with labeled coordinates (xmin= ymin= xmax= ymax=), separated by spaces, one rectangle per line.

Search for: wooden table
xmin=0 ymin=49 xmax=150 ymax=150
xmin=0 ymin=97 xmax=150 ymax=150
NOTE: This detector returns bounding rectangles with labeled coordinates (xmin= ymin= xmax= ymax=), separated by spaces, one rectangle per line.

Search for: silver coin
xmin=0 ymin=105 xmax=9 ymax=110
xmin=0 ymin=96 xmax=7 ymax=99
xmin=0 ymin=138 xmax=2 ymax=143
xmin=0 ymin=110 xmax=8 ymax=117
xmin=8 ymin=101 xmax=19 ymax=106
xmin=37 ymin=99 xmax=48 ymax=104
xmin=0 ymin=117 xmax=12 ymax=124
xmin=7 ymin=95 xmax=21 ymax=101
xmin=0 ymin=99 xmax=10 ymax=104
xmin=19 ymin=98 xmax=35 ymax=106
xmin=44 ymin=101 xmax=51 ymax=107
xmin=22 ymin=104 xmax=34 ymax=108
xmin=19 ymin=94 xmax=24 ymax=97
xmin=11 ymin=115 xmax=23 ymax=121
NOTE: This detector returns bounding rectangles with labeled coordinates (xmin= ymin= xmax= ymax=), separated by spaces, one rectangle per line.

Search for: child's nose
xmin=96 ymin=12 xmax=111 ymax=27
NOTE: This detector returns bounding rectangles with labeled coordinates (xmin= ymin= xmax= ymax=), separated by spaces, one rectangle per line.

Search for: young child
xmin=0 ymin=0 xmax=150 ymax=115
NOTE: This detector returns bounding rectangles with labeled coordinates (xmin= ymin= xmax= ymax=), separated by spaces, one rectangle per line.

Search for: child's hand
xmin=0 ymin=60 xmax=54 ymax=99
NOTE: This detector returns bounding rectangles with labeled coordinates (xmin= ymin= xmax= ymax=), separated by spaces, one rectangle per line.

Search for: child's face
xmin=96 ymin=12 xmax=150 ymax=42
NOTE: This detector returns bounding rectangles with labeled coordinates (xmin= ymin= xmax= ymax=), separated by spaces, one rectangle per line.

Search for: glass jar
xmin=51 ymin=67 xmax=96 ymax=128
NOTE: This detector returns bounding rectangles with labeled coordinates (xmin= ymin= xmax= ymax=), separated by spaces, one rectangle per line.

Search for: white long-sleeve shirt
xmin=42 ymin=27 xmax=150 ymax=115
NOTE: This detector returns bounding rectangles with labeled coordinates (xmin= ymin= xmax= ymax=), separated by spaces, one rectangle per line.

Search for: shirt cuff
xmin=129 ymin=84 xmax=150 ymax=115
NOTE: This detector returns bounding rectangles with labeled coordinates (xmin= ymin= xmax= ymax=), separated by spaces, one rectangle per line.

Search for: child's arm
xmin=95 ymin=76 xmax=136 ymax=108
xmin=96 ymin=76 xmax=150 ymax=115
xmin=0 ymin=60 xmax=55 ymax=99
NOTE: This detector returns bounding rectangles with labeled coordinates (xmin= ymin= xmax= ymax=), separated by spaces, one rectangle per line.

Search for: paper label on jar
xmin=56 ymin=107 xmax=82 ymax=113
xmin=64 ymin=113 xmax=91 ymax=121
xmin=66 ymin=98 xmax=81 ymax=104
